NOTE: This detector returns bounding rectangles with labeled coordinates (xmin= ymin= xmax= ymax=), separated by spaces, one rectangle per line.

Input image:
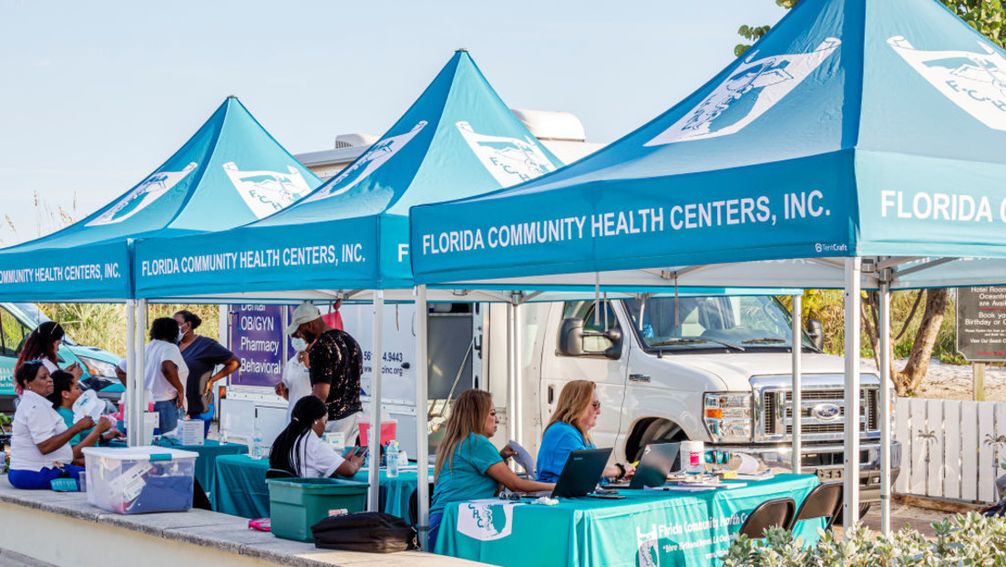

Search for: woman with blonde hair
xmin=428 ymin=389 xmax=553 ymax=550
xmin=536 ymin=380 xmax=634 ymax=483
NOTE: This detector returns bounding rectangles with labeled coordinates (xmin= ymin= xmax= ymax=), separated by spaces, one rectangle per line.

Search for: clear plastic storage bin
xmin=82 ymin=446 xmax=197 ymax=514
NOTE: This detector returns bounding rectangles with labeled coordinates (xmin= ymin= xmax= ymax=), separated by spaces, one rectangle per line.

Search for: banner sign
xmin=957 ymin=287 xmax=1006 ymax=361
xmin=229 ymin=304 xmax=284 ymax=387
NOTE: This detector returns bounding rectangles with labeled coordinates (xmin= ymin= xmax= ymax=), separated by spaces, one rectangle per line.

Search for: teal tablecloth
xmin=435 ymin=474 xmax=824 ymax=567
xmin=106 ymin=438 xmax=248 ymax=509
xmin=214 ymin=454 xmax=431 ymax=521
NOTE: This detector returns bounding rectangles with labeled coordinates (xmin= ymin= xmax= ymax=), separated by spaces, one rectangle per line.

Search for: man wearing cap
xmin=288 ymin=302 xmax=364 ymax=442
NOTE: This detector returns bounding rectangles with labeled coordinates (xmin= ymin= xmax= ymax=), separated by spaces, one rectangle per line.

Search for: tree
xmin=740 ymin=0 xmax=1006 ymax=395
xmin=737 ymin=1 xmax=1006 ymax=57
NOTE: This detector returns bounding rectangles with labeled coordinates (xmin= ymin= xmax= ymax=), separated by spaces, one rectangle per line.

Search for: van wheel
xmin=629 ymin=419 xmax=686 ymax=462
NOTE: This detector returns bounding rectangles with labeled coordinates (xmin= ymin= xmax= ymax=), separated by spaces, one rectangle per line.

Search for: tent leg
xmin=131 ymin=299 xmax=148 ymax=446
xmin=415 ymin=286 xmax=430 ymax=550
xmin=791 ymin=294 xmax=802 ymax=474
xmin=506 ymin=303 xmax=516 ymax=442
xmin=879 ymin=282 xmax=892 ymax=536
xmin=125 ymin=300 xmax=137 ymax=448
xmin=368 ymin=292 xmax=384 ymax=512
xmin=513 ymin=301 xmax=523 ymax=446
xmin=843 ymin=258 xmax=862 ymax=527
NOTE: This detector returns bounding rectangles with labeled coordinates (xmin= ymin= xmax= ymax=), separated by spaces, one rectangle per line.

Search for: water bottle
xmin=386 ymin=441 xmax=400 ymax=478
xmin=252 ymin=423 xmax=264 ymax=460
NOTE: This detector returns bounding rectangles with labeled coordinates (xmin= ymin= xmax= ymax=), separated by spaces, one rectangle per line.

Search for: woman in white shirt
xmin=275 ymin=337 xmax=313 ymax=423
xmin=144 ymin=318 xmax=188 ymax=435
xmin=13 ymin=322 xmax=82 ymax=395
xmin=8 ymin=361 xmax=95 ymax=490
xmin=268 ymin=396 xmax=365 ymax=478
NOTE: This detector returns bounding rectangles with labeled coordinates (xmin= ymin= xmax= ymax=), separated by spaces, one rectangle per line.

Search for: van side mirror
xmin=806 ymin=319 xmax=824 ymax=351
xmin=558 ymin=318 xmax=587 ymax=356
xmin=557 ymin=318 xmax=623 ymax=359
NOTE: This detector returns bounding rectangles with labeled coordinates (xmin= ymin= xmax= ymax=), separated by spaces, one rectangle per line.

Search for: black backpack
xmin=311 ymin=512 xmax=418 ymax=553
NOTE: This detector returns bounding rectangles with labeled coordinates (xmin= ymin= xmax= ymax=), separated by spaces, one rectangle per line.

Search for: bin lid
xmin=82 ymin=446 xmax=198 ymax=460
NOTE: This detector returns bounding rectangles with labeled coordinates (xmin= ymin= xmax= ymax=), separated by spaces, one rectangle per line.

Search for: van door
xmin=0 ymin=305 xmax=30 ymax=397
xmin=540 ymin=300 xmax=630 ymax=453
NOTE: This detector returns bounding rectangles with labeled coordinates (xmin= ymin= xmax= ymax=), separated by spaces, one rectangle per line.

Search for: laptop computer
xmin=608 ymin=442 xmax=680 ymax=489
xmin=550 ymin=448 xmax=613 ymax=498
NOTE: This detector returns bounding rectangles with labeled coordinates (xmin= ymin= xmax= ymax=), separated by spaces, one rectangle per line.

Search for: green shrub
xmin=722 ymin=512 xmax=1006 ymax=566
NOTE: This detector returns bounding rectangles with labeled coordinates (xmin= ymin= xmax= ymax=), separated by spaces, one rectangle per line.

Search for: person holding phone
xmin=269 ymin=396 xmax=365 ymax=478
xmin=14 ymin=322 xmax=83 ymax=395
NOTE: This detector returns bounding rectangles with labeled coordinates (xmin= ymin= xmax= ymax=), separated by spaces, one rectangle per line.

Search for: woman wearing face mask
xmin=143 ymin=318 xmax=188 ymax=434
xmin=429 ymin=389 xmax=554 ymax=550
xmin=8 ymin=362 xmax=94 ymax=490
xmin=269 ymin=396 xmax=366 ymax=478
xmin=174 ymin=310 xmax=240 ymax=425
xmin=14 ymin=322 xmax=83 ymax=395
xmin=536 ymin=380 xmax=635 ymax=483
xmin=276 ymin=336 xmax=313 ymax=423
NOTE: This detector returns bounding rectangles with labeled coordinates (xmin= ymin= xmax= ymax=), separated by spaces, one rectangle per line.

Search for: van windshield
xmin=623 ymin=295 xmax=813 ymax=352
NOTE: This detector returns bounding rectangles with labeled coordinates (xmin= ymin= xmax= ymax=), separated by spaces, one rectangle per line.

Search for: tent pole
xmin=368 ymin=291 xmax=384 ymax=512
xmin=506 ymin=303 xmax=516 ymax=442
xmin=791 ymin=294 xmax=802 ymax=474
xmin=415 ymin=285 xmax=430 ymax=550
xmin=513 ymin=299 xmax=523 ymax=447
xmin=843 ymin=258 xmax=862 ymax=527
xmin=879 ymin=281 xmax=892 ymax=536
xmin=125 ymin=300 xmax=137 ymax=448
xmin=134 ymin=299 xmax=148 ymax=446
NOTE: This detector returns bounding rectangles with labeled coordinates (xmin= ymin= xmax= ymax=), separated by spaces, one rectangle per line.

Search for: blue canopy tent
xmin=131 ymin=50 xmax=571 ymax=520
xmin=0 ymin=96 xmax=321 ymax=449
xmin=411 ymin=0 xmax=1006 ymax=530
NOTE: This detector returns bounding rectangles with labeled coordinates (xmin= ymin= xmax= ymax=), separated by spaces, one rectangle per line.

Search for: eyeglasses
xmin=592 ymin=401 xmax=601 ymax=410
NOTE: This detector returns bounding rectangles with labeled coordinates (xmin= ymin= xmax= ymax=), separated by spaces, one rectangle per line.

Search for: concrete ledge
xmin=0 ymin=478 xmax=482 ymax=567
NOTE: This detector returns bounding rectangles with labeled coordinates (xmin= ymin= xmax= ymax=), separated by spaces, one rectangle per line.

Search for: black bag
xmin=311 ymin=512 xmax=418 ymax=553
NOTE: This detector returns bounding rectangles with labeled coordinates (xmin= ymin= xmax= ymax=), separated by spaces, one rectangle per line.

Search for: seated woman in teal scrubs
xmin=429 ymin=389 xmax=554 ymax=550
xmin=536 ymin=380 xmax=635 ymax=483
xmin=47 ymin=370 xmax=119 ymax=465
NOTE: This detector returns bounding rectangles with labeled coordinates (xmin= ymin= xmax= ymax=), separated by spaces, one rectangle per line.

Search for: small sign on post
xmin=956 ymin=286 xmax=1006 ymax=400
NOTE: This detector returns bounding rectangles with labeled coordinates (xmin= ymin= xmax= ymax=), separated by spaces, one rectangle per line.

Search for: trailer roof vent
xmin=334 ymin=133 xmax=379 ymax=149
xmin=510 ymin=109 xmax=586 ymax=142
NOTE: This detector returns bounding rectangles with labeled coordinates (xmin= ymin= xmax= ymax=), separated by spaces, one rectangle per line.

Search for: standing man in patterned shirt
xmin=288 ymin=302 xmax=363 ymax=443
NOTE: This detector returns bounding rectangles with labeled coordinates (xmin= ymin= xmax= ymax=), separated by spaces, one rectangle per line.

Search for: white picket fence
xmin=894 ymin=397 xmax=1006 ymax=504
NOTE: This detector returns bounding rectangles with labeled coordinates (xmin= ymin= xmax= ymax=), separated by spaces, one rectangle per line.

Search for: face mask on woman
xmin=177 ymin=329 xmax=185 ymax=344
xmin=291 ymin=337 xmax=307 ymax=352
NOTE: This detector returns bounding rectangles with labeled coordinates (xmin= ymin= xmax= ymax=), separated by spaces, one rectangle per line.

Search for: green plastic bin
xmin=267 ymin=478 xmax=369 ymax=542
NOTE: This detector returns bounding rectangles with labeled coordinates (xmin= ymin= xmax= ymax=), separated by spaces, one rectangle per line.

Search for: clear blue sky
xmin=0 ymin=0 xmax=786 ymax=246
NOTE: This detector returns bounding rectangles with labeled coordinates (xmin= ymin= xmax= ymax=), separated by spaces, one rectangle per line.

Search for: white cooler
xmin=82 ymin=446 xmax=197 ymax=514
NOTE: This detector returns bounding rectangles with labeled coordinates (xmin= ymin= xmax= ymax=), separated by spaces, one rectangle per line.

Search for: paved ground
xmin=0 ymin=549 xmax=54 ymax=567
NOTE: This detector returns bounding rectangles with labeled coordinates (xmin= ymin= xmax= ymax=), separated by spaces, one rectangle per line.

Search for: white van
xmin=499 ymin=294 xmax=899 ymax=511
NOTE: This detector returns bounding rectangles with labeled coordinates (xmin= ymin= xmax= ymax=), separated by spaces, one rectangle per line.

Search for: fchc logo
xmin=86 ymin=162 xmax=198 ymax=226
xmin=306 ymin=121 xmax=428 ymax=202
xmin=456 ymin=121 xmax=555 ymax=187
xmin=646 ymin=38 xmax=841 ymax=145
xmin=888 ymin=36 xmax=1006 ymax=131
xmin=455 ymin=501 xmax=517 ymax=542
xmin=222 ymin=162 xmax=311 ymax=218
